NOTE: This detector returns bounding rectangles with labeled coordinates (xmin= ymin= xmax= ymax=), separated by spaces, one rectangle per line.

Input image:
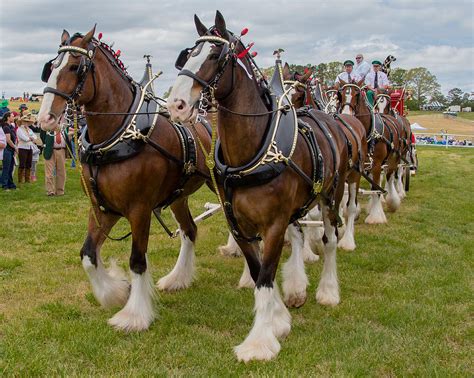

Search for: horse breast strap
xmin=214 ymin=59 xmax=298 ymax=188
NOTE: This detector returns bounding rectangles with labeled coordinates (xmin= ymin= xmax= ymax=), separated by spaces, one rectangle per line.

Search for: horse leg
xmin=218 ymin=232 xmax=243 ymax=257
xmin=365 ymin=161 xmax=387 ymax=224
xmin=157 ymin=198 xmax=197 ymax=291
xmin=302 ymin=206 xmax=323 ymax=262
xmin=234 ymin=222 xmax=291 ymax=362
xmin=80 ymin=210 xmax=130 ymax=308
xmin=338 ymin=179 xmax=359 ymax=251
xmin=396 ymin=164 xmax=406 ymax=199
xmin=282 ymin=223 xmax=308 ymax=308
xmin=238 ymin=258 xmax=256 ymax=288
xmin=316 ymin=204 xmax=340 ymax=306
xmin=385 ymin=162 xmax=401 ymax=212
xmin=108 ymin=211 xmax=155 ymax=332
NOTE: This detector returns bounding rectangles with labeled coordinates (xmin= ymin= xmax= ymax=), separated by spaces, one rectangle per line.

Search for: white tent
xmin=411 ymin=123 xmax=426 ymax=130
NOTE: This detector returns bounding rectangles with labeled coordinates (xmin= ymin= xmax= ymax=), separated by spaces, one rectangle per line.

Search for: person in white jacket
xmin=16 ymin=112 xmax=37 ymax=183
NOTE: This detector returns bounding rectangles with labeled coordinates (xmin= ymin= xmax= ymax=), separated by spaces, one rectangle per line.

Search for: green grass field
xmin=409 ymin=110 xmax=474 ymax=121
xmin=1 ymin=147 xmax=473 ymax=375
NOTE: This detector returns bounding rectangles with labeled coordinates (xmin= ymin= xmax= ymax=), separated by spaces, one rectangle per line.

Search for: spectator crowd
xmin=0 ymin=100 xmax=86 ymax=194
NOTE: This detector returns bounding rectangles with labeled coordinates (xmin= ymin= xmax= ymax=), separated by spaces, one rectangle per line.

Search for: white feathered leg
xmin=338 ymin=183 xmax=358 ymax=251
xmin=282 ymin=224 xmax=308 ymax=307
xmin=82 ymin=254 xmax=130 ymax=308
xmin=234 ymin=284 xmax=288 ymax=362
xmin=218 ymin=232 xmax=242 ymax=257
xmin=157 ymin=232 xmax=195 ymax=291
xmin=238 ymin=259 xmax=255 ymax=288
xmin=386 ymin=173 xmax=401 ymax=212
xmin=108 ymin=268 xmax=156 ymax=332
xmin=316 ymin=206 xmax=340 ymax=306
xmin=396 ymin=165 xmax=406 ymax=199
xmin=302 ymin=207 xmax=322 ymax=262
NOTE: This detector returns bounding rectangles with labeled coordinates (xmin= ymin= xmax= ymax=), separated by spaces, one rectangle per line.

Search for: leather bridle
xmin=42 ymin=40 xmax=97 ymax=103
xmin=338 ymin=83 xmax=362 ymax=114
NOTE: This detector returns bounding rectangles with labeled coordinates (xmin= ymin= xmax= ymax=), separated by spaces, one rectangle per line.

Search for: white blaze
xmin=38 ymin=52 xmax=71 ymax=124
xmin=167 ymin=42 xmax=213 ymax=111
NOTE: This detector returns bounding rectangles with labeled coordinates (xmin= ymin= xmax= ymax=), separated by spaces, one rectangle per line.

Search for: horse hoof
xmin=157 ymin=273 xmax=192 ymax=292
xmin=218 ymin=245 xmax=242 ymax=257
xmin=316 ymin=288 xmax=340 ymax=307
xmin=303 ymin=249 xmax=320 ymax=263
xmin=108 ymin=309 xmax=154 ymax=332
xmin=337 ymin=239 xmax=356 ymax=251
xmin=234 ymin=335 xmax=280 ymax=362
xmin=284 ymin=291 xmax=307 ymax=308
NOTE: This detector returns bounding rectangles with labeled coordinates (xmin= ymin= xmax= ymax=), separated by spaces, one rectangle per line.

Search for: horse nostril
xmin=177 ymin=100 xmax=186 ymax=111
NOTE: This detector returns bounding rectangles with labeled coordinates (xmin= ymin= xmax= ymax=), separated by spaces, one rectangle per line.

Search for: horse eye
xmin=69 ymin=64 xmax=79 ymax=72
xmin=209 ymin=53 xmax=220 ymax=61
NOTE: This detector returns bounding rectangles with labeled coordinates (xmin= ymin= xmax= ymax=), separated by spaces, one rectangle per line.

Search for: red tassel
xmin=251 ymin=51 xmax=258 ymax=57
xmin=304 ymin=67 xmax=309 ymax=73
xmin=240 ymin=28 xmax=249 ymax=36
xmin=236 ymin=42 xmax=254 ymax=59
xmin=115 ymin=50 xmax=121 ymax=57
xmin=98 ymin=32 xmax=103 ymax=40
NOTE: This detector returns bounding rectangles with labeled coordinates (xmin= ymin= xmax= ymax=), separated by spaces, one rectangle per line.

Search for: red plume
xmin=251 ymin=51 xmax=258 ymax=57
xmin=236 ymin=42 xmax=254 ymax=59
xmin=115 ymin=50 xmax=121 ymax=57
xmin=240 ymin=28 xmax=249 ymax=36
xmin=98 ymin=32 xmax=103 ymax=40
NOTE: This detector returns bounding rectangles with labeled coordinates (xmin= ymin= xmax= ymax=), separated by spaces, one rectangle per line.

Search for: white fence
xmin=414 ymin=133 xmax=474 ymax=148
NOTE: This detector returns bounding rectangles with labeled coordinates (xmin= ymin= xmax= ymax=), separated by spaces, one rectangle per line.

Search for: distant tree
xmin=326 ymin=61 xmax=343 ymax=84
xmin=315 ymin=62 xmax=328 ymax=84
xmin=389 ymin=68 xmax=408 ymax=87
xmin=405 ymin=67 xmax=440 ymax=106
xmin=430 ymin=90 xmax=447 ymax=105
xmin=447 ymin=88 xmax=464 ymax=106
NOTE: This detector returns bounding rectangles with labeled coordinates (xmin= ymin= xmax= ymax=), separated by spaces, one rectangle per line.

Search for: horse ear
xmin=282 ymin=63 xmax=290 ymax=79
xmin=357 ymin=78 xmax=364 ymax=87
xmin=215 ymin=10 xmax=228 ymax=38
xmin=339 ymin=79 xmax=347 ymax=86
xmin=83 ymin=24 xmax=96 ymax=44
xmin=61 ymin=30 xmax=70 ymax=45
xmin=194 ymin=14 xmax=208 ymax=36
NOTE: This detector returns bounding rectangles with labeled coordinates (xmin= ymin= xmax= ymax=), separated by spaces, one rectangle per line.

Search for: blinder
xmin=41 ymin=59 xmax=54 ymax=83
xmin=175 ymin=47 xmax=192 ymax=71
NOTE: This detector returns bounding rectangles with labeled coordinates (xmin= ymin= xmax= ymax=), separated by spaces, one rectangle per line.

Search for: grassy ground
xmin=408 ymin=111 xmax=474 ymax=136
xmin=1 ymin=148 xmax=473 ymax=376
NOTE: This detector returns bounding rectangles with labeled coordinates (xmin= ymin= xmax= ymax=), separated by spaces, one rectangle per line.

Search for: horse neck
xmin=356 ymin=93 xmax=372 ymax=133
xmin=84 ymin=50 xmax=134 ymax=144
xmin=217 ymin=63 xmax=269 ymax=167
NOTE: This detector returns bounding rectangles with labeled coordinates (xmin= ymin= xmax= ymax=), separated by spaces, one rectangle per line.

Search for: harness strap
xmin=333 ymin=113 xmax=362 ymax=170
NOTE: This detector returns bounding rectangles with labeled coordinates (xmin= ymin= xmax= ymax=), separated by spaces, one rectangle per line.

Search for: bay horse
xmin=167 ymin=11 xmax=352 ymax=361
xmin=283 ymin=65 xmax=368 ymax=251
xmin=338 ymin=81 xmax=402 ymax=223
xmin=38 ymin=27 xmax=212 ymax=332
xmin=375 ymin=91 xmax=412 ymax=198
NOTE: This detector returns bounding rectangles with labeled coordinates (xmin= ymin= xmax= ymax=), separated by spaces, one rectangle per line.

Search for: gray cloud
xmin=0 ymin=0 xmax=473 ymax=97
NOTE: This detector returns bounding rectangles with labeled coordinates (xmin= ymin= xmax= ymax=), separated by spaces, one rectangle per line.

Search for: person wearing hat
xmin=365 ymin=60 xmax=390 ymax=106
xmin=354 ymin=54 xmax=371 ymax=80
xmin=19 ymin=103 xmax=28 ymax=117
xmin=335 ymin=60 xmax=362 ymax=87
xmin=16 ymin=112 xmax=37 ymax=183
xmin=1 ymin=111 xmax=18 ymax=190
xmin=40 ymin=124 xmax=70 ymax=196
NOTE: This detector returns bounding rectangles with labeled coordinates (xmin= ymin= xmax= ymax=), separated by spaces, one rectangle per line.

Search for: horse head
xmin=375 ymin=89 xmax=391 ymax=114
xmin=282 ymin=63 xmax=311 ymax=109
xmin=168 ymin=11 xmax=250 ymax=123
xmin=338 ymin=78 xmax=364 ymax=115
xmin=38 ymin=26 xmax=97 ymax=130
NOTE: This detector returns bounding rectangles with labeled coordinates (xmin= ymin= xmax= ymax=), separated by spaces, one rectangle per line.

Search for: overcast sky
xmin=1 ymin=0 xmax=473 ymax=97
